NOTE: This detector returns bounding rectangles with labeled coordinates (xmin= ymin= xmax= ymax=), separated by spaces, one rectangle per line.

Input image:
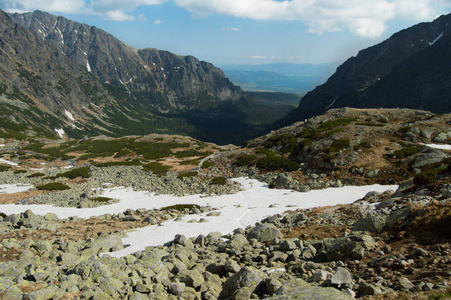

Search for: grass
xmin=37 ymin=182 xmax=70 ymax=191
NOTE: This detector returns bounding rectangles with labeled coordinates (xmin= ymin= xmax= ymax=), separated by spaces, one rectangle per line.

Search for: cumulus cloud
xmin=1 ymin=0 xmax=449 ymax=35
xmin=173 ymin=0 xmax=450 ymax=37
xmin=0 ymin=0 xmax=85 ymax=13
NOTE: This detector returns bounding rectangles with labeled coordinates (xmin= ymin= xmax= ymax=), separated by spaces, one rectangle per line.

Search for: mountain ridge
xmin=10 ymin=10 xmax=243 ymax=114
xmin=276 ymin=13 xmax=451 ymax=127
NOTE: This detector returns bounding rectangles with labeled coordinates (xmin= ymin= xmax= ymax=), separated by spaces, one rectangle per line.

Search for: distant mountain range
xmin=219 ymin=62 xmax=338 ymax=94
xmin=277 ymin=12 xmax=451 ymax=127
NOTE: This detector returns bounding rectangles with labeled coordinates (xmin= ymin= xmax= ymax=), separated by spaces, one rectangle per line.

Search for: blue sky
xmin=1 ymin=0 xmax=450 ymax=65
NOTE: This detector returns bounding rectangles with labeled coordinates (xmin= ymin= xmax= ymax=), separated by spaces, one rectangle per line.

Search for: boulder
xmin=247 ymin=223 xmax=283 ymax=243
xmin=221 ymin=266 xmax=265 ymax=298
xmin=353 ymin=214 xmax=385 ymax=232
xmin=330 ymin=267 xmax=353 ymax=287
xmin=412 ymin=149 xmax=446 ymax=168
xmin=267 ymin=279 xmax=353 ymax=299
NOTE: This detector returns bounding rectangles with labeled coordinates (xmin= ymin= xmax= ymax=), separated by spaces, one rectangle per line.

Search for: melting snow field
xmin=0 ymin=178 xmax=397 ymax=257
xmin=424 ymin=144 xmax=451 ymax=150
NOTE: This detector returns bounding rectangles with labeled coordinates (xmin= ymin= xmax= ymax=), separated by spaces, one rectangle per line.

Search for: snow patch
xmin=64 ymin=110 xmax=75 ymax=121
xmin=0 ymin=144 xmax=4 ymax=147
xmin=0 ymin=184 xmax=33 ymax=195
xmin=0 ymin=159 xmax=18 ymax=166
xmin=0 ymin=177 xmax=397 ymax=257
xmin=326 ymin=96 xmax=338 ymax=110
xmin=55 ymin=128 xmax=65 ymax=139
xmin=428 ymin=32 xmax=443 ymax=46
xmin=86 ymin=60 xmax=91 ymax=72
xmin=424 ymin=143 xmax=451 ymax=150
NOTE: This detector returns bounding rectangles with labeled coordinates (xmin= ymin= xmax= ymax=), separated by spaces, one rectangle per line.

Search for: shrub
xmin=179 ymin=159 xmax=201 ymax=166
xmin=392 ymin=147 xmax=420 ymax=158
xmin=142 ymin=162 xmax=171 ymax=176
xmin=90 ymin=197 xmax=112 ymax=202
xmin=56 ymin=167 xmax=91 ymax=179
xmin=398 ymin=126 xmax=411 ymax=133
xmin=255 ymin=148 xmax=278 ymax=156
xmin=14 ymin=170 xmax=27 ymax=174
xmin=0 ymin=165 xmax=11 ymax=172
xmin=211 ymin=177 xmax=227 ymax=185
xmin=356 ymin=122 xmax=386 ymax=127
xmin=95 ymin=160 xmax=142 ymax=167
xmin=328 ymin=139 xmax=350 ymax=153
xmin=37 ymin=182 xmax=71 ymax=191
xmin=235 ymin=154 xmax=257 ymax=166
xmin=174 ymin=149 xmax=211 ymax=158
xmin=201 ymin=160 xmax=214 ymax=169
xmin=27 ymin=172 xmax=45 ymax=178
xmin=161 ymin=204 xmax=200 ymax=211
xmin=354 ymin=141 xmax=372 ymax=150
xmin=265 ymin=134 xmax=297 ymax=153
xmin=413 ymin=169 xmax=439 ymax=186
xmin=177 ymin=172 xmax=197 ymax=179
xmin=256 ymin=155 xmax=300 ymax=171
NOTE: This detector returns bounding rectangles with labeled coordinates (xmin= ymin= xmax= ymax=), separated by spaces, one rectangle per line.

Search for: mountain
xmin=0 ymin=10 xmax=285 ymax=144
xmin=10 ymin=10 xmax=243 ymax=114
xmin=277 ymin=13 xmax=451 ymax=126
xmin=220 ymin=62 xmax=338 ymax=94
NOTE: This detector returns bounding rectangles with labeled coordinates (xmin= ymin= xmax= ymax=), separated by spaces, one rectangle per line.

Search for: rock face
xmin=10 ymin=10 xmax=243 ymax=114
xmin=277 ymin=12 xmax=451 ymax=127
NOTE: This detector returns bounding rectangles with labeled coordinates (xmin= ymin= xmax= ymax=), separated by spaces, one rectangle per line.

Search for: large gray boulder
xmin=221 ymin=266 xmax=265 ymax=298
xmin=267 ymin=278 xmax=353 ymax=299
xmin=353 ymin=213 xmax=386 ymax=232
xmin=247 ymin=223 xmax=283 ymax=243
xmin=412 ymin=149 xmax=446 ymax=168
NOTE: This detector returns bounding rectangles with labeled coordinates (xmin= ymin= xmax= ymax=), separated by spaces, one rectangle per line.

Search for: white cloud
xmin=154 ymin=19 xmax=162 ymax=24
xmin=105 ymin=10 xmax=135 ymax=21
xmin=2 ymin=0 xmax=449 ymax=36
xmin=173 ymin=0 xmax=450 ymax=37
xmin=0 ymin=0 xmax=85 ymax=13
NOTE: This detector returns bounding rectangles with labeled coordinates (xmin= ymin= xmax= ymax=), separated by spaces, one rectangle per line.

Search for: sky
xmin=1 ymin=0 xmax=450 ymax=65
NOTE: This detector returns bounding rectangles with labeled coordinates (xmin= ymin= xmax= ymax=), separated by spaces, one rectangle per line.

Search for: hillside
xmin=277 ymin=13 xmax=451 ymax=127
xmin=0 ymin=10 xmax=299 ymax=144
xmin=0 ymin=108 xmax=450 ymax=299
xmin=10 ymin=10 xmax=243 ymax=114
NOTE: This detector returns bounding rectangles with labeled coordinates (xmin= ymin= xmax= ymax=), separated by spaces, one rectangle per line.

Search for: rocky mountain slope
xmin=0 ymin=10 xmax=277 ymax=144
xmin=277 ymin=13 xmax=451 ymax=127
xmin=10 ymin=10 xmax=243 ymax=114
xmin=0 ymin=108 xmax=450 ymax=299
